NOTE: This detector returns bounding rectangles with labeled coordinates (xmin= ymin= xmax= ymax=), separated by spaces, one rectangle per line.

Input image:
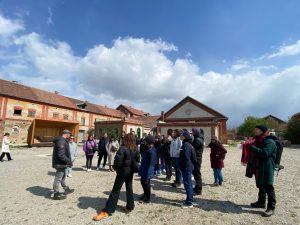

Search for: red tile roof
xmin=117 ymin=104 xmax=148 ymax=116
xmin=0 ymin=79 xmax=123 ymax=118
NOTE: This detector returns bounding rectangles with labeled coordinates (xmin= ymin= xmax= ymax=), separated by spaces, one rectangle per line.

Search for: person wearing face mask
xmin=208 ymin=136 xmax=227 ymax=186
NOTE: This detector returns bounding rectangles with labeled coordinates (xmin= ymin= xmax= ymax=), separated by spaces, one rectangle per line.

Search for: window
xmin=53 ymin=113 xmax=59 ymax=118
xmin=28 ymin=109 xmax=36 ymax=117
xmin=14 ymin=108 xmax=22 ymax=116
xmin=63 ymin=114 xmax=69 ymax=120
xmin=80 ymin=117 xmax=86 ymax=125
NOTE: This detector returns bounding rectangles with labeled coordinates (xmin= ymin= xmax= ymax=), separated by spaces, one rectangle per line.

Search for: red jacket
xmin=209 ymin=142 xmax=227 ymax=169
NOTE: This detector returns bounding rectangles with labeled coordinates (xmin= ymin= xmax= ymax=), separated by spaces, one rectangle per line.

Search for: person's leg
xmin=266 ymin=185 xmax=276 ymax=210
xmin=193 ymin=161 xmax=201 ymax=193
xmin=125 ymin=173 xmax=135 ymax=211
xmin=217 ymin=168 xmax=224 ymax=185
xmin=53 ymin=168 xmax=65 ymax=193
xmin=213 ymin=168 xmax=218 ymax=183
xmin=103 ymin=151 xmax=108 ymax=167
xmin=0 ymin=152 xmax=5 ymax=161
xmin=86 ymin=154 xmax=89 ymax=169
xmin=97 ymin=152 xmax=103 ymax=168
xmin=182 ymin=170 xmax=193 ymax=206
xmin=89 ymin=155 xmax=94 ymax=169
xmin=160 ymin=155 xmax=165 ymax=171
xmin=251 ymin=187 xmax=266 ymax=208
xmin=165 ymin=157 xmax=172 ymax=179
xmin=108 ymin=153 xmax=112 ymax=169
xmin=173 ymin=157 xmax=182 ymax=183
xmin=6 ymin=153 xmax=12 ymax=160
xmin=141 ymin=178 xmax=151 ymax=201
xmin=103 ymin=175 xmax=125 ymax=214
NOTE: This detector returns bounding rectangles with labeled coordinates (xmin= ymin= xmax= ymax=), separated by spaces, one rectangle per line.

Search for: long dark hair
xmin=124 ymin=133 xmax=137 ymax=151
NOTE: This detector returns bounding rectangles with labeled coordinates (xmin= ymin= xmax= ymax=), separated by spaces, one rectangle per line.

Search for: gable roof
xmin=264 ymin=115 xmax=287 ymax=124
xmin=116 ymin=104 xmax=149 ymax=116
xmin=0 ymin=79 xmax=123 ymax=118
xmin=162 ymin=96 xmax=228 ymax=120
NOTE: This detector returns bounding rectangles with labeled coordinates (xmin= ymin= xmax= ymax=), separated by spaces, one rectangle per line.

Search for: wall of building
xmin=167 ymin=102 xmax=215 ymax=119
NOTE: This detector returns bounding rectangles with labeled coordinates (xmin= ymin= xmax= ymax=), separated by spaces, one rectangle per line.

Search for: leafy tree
xmin=285 ymin=117 xmax=300 ymax=144
xmin=237 ymin=116 xmax=272 ymax=137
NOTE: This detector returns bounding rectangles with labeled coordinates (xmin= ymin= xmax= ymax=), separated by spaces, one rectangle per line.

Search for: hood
xmin=192 ymin=128 xmax=204 ymax=139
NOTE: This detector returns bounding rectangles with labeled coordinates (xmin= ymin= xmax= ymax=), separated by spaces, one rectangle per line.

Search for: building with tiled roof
xmin=116 ymin=104 xmax=149 ymax=117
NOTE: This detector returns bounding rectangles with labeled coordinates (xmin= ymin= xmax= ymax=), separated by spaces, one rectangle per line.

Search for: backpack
xmin=189 ymin=143 xmax=198 ymax=166
xmin=274 ymin=139 xmax=284 ymax=175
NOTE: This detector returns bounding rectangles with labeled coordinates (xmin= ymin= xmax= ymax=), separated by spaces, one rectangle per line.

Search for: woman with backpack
xmin=93 ymin=133 xmax=140 ymax=221
xmin=107 ymin=135 xmax=120 ymax=172
xmin=208 ymin=135 xmax=227 ymax=186
xmin=83 ymin=135 xmax=97 ymax=172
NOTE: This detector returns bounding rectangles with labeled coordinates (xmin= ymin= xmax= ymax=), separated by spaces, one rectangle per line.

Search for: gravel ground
xmin=0 ymin=146 xmax=299 ymax=225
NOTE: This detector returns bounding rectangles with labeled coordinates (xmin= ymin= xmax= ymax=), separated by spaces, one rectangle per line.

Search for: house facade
xmin=157 ymin=96 xmax=228 ymax=144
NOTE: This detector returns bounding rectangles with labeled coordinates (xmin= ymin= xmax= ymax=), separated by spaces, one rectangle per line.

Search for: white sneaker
xmin=181 ymin=203 xmax=193 ymax=209
xmin=96 ymin=167 xmax=99 ymax=171
xmin=68 ymin=174 xmax=73 ymax=178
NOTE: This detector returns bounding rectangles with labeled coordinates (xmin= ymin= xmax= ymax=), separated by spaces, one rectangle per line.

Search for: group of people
xmin=50 ymin=124 xmax=279 ymax=221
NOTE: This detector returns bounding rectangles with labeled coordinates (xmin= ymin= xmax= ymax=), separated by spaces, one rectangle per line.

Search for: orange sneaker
xmin=93 ymin=211 xmax=109 ymax=221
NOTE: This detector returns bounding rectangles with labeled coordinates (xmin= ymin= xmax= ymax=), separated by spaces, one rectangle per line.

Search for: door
xmin=78 ymin=130 xmax=85 ymax=143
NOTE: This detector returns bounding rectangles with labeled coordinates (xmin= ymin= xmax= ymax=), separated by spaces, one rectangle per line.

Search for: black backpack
xmin=189 ymin=143 xmax=198 ymax=166
xmin=274 ymin=139 xmax=284 ymax=175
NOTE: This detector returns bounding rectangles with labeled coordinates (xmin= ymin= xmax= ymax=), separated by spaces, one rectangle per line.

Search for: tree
xmin=237 ymin=116 xmax=272 ymax=137
xmin=285 ymin=117 xmax=300 ymax=144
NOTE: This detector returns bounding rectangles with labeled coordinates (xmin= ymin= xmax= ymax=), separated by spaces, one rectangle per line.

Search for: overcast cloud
xmin=0 ymin=14 xmax=299 ymax=127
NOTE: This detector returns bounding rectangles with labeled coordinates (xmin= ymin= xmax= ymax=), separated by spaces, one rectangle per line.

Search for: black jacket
xmin=179 ymin=139 xmax=195 ymax=172
xmin=52 ymin=136 xmax=72 ymax=169
xmin=192 ymin=131 xmax=204 ymax=160
xmin=113 ymin=146 xmax=140 ymax=177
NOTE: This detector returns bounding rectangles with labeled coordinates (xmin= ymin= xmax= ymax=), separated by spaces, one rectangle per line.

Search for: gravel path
xmin=0 ymin=146 xmax=299 ymax=225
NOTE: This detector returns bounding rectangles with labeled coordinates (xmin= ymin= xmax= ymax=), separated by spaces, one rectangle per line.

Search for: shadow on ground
xmin=26 ymin=186 xmax=52 ymax=199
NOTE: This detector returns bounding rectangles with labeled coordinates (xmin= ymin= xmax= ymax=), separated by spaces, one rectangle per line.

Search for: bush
xmin=237 ymin=116 xmax=272 ymax=137
xmin=285 ymin=117 xmax=300 ymax=144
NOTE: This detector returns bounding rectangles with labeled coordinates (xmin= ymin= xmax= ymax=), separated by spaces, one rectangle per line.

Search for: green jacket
xmin=251 ymin=136 xmax=277 ymax=187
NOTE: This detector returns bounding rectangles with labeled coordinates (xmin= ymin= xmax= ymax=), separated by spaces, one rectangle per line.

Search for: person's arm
xmin=113 ymin=148 xmax=124 ymax=170
xmin=4 ymin=137 xmax=10 ymax=145
xmin=82 ymin=141 xmax=87 ymax=153
xmin=251 ymin=139 xmax=275 ymax=159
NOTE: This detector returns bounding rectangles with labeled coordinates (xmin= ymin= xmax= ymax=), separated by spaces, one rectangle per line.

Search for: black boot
xmin=53 ymin=192 xmax=67 ymax=200
xmin=250 ymin=201 xmax=266 ymax=208
xmin=64 ymin=187 xmax=75 ymax=195
xmin=262 ymin=209 xmax=275 ymax=217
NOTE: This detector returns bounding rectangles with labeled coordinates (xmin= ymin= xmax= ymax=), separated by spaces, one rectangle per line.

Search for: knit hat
xmin=181 ymin=130 xmax=191 ymax=140
xmin=144 ymin=135 xmax=155 ymax=145
xmin=255 ymin=125 xmax=268 ymax=133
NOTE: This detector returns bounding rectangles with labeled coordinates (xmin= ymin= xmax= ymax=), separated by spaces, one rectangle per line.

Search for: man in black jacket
xmin=52 ymin=130 xmax=74 ymax=200
xmin=191 ymin=128 xmax=204 ymax=195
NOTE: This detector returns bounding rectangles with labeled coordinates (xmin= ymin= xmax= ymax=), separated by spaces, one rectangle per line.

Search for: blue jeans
xmin=213 ymin=168 xmax=224 ymax=183
xmin=172 ymin=157 xmax=182 ymax=183
xmin=182 ymin=170 xmax=193 ymax=205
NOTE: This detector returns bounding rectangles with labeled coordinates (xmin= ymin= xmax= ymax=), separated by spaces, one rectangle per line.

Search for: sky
xmin=0 ymin=0 xmax=300 ymax=128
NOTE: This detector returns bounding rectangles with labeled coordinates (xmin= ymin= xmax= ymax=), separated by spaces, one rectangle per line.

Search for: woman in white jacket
xmin=106 ymin=135 xmax=120 ymax=172
xmin=0 ymin=133 xmax=13 ymax=162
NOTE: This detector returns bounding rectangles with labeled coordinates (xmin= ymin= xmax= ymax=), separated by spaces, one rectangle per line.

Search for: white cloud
xmin=269 ymin=40 xmax=300 ymax=58
xmin=1 ymin=15 xmax=299 ymax=127
xmin=47 ymin=7 xmax=54 ymax=25
xmin=0 ymin=14 xmax=24 ymax=36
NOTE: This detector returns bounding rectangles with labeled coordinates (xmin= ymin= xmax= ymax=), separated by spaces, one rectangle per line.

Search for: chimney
xmin=12 ymin=80 xmax=18 ymax=83
xmin=161 ymin=111 xmax=165 ymax=122
xmin=54 ymin=91 xmax=59 ymax=94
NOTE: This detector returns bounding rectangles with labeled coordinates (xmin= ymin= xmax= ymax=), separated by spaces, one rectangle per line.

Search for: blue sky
xmin=0 ymin=0 xmax=300 ymax=127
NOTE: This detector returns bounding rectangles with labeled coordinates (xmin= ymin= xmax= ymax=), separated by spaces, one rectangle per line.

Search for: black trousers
xmin=86 ymin=155 xmax=93 ymax=169
xmin=97 ymin=151 xmax=107 ymax=168
xmin=104 ymin=174 xmax=134 ymax=214
xmin=0 ymin=152 xmax=12 ymax=161
xmin=192 ymin=158 xmax=203 ymax=192
xmin=141 ymin=178 xmax=151 ymax=201
xmin=258 ymin=185 xmax=276 ymax=210
xmin=165 ymin=156 xmax=172 ymax=178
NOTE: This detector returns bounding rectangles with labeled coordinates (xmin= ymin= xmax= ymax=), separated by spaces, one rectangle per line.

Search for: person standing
xmin=208 ymin=136 xmax=227 ymax=186
xmin=97 ymin=133 xmax=109 ymax=170
xmin=249 ymin=125 xmax=277 ymax=217
xmin=65 ymin=135 xmax=78 ymax=178
xmin=191 ymin=128 xmax=204 ymax=195
xmin=179 ymin=130 xmax=195 ymax=208
xmin=0 ymin=133 xmax=13 ymax=162
xmin=139 ymin=135 xmax=157 ymax=203
xmin=83 ymin=135 xmax=97 ymax=172
xmin=170 ymin=129 xmax=182 ymax=187
xmin=163 ymin=129 xmax=173 ymax=181
xmin=107 ymin=135 xmax=120 ymax=172
xmin=52 ymin=130 xmax=74 ymax=200
xmin=93 ymin=133 xmax=140 ymax=221
xmin=154 ymin=134 xmax=163 ymax=176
